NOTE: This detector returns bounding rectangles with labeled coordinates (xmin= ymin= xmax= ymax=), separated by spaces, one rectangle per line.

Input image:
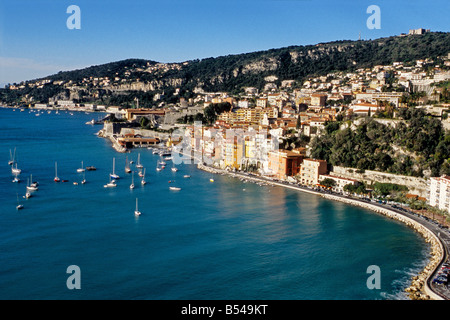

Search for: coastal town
xmin=2 ymin=30 xmax=450 ymax=300
xmin=12 ymin=45 xmax=447 ymax=215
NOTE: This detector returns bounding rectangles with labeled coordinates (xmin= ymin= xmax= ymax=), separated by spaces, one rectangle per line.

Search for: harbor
xmin=0 ymin=107 xmax=442 ymax=300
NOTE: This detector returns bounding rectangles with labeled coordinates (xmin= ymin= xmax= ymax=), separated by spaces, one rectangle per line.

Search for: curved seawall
xmin=319 ymin=193 xmax=445 ymax=300
xmin=198 ymin=164 xmax=447 ymax=300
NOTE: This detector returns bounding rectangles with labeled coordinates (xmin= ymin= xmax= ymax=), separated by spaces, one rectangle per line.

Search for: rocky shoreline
xmin=197 ymin=163 xmax=446 ymax=300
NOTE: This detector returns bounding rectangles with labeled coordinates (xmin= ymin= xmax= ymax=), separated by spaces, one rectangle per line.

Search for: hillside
xmin=1 ymin=32 xmax=450 ymax=105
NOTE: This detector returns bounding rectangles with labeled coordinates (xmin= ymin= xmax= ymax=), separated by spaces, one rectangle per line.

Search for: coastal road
xmin=210 ymin=168 xmax=450 ymax=300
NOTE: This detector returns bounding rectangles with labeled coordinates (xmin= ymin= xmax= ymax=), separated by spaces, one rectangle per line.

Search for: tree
xmin=320 ymin=178 xmax=336 ymax=189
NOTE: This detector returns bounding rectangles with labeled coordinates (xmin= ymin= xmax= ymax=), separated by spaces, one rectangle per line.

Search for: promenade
xmin=197 ymin=164 xmax=450 ymax=300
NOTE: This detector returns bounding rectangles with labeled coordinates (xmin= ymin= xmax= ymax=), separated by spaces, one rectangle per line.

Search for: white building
xmin=429 ymin=175 xmax=450 ymax=213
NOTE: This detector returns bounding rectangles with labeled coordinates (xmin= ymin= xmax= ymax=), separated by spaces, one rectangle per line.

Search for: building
xmin=408 ymin=28 xmax=430 ymax=35
xmin=268 ymin=149 xmax=304 ymax=180
xmin=299 ymin=159 xmax=328 ymax=186
xmin=318 ymin=174 xmax=360 ymax=193
xmin=429 ymin=175 xmax=450 ymax=213
xmin=310 ymin=93 xmax=327 ymax=107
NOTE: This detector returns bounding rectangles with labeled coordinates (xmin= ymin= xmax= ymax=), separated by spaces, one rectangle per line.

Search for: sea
xmin=0 ymin=107 xmax=430 ymax=300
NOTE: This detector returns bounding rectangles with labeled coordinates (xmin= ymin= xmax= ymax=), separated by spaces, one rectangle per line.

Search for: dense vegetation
xmin=310 ymin=108 xmax=450 ymax=178
xmin=2 ymin=32 xmax=450 ymax=105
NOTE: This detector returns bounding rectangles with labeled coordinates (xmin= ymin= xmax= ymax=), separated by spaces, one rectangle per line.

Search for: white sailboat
xmin=11 ymin=162 xmax=21 ymax=175
xmin=104 ymin=176 xmax=117 ymax=188
xmin=8 ymin=148 xmax=15 ymax=166
xmin=24 ymin=179 xmax=32 ymax=198
xmin=30 ymin=174 xmax=39 ymax=188
xmin=134 ymin=198 xmax=141 ymax=216
xmin=125 ymin=156 xmax=131 ymax=173
xmin=77 ymin=161 xmax=85 ymax=173
xmin=81 ymin=172 xmax=86 ymax=184
xmin=16 ymin=194 xmax=23 ymax=210
xmin=130 ymin=171 xmax=135 ymax=189
xmin=136 ymin=153 xmax=143 ymax=169
xmin=110 ymin=157 xmax=120 ymax=180
xmin=141 ymin=168 xmax=147 ymax=185
xmin=27 ymin=175 xmax=38 ymax=191
xmin=54 ymin=162 xmax=60 ymax=182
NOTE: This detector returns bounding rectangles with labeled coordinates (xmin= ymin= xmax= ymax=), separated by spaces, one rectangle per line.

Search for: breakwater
xmin=197 ymin=164 xmax=446 ymax=300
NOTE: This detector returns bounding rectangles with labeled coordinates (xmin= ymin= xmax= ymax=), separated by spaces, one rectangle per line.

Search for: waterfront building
xmin=429 ymin=175 xmax=450 ymax=213
xmin=318 ymin=174 xmax=360 ymax=193
xmin=300 ymin=159 xmax=328 ymax=186
xmin=268 ymin=149 xmax=304 ymax=180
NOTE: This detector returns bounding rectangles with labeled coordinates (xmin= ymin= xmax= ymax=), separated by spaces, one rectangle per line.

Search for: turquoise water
xmin=0 ymin=108 xmax=429 ymax=300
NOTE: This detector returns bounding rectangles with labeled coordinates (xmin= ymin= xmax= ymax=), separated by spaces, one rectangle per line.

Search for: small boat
xmin=169 ymin=187 xmax=181 ymax=191
xmin=104 ymin=177 xmax=117 ymax=188
xmin=12 ymin=175 xmax=20 ymax=183
xmin=125 ymin=156 xmax=131 ymax=173
xmin=141 ymin=168 xmax=147 ymax=185
xmin=134 ymin=198 xmax=141 ymax=216
xmin=159 ymin=161 xmax=167 ymax=166
xmin=26 ymin=175 xmax=38 ymax=191
xmin=8 ymin=148 xmax=16 ymax=166
xmin=171 ymin=167 xmax=178 ymax=172
xmin=54 ymin=162 xmax=60 ymax=182
xmin=30 ymin=174 xmax=39 ymax=188
xmin=183 ymin=175 xmax=191 ymax=178
xmin=77 ymin=161 xmax=85 ymax=173
xmin=136 ymin=153 xmax=143 ymax=169
xmin=11 ymin=163 xmax=21 ymax=175
xmin=16 ymin=194 xmax=23 ymax=210
xmin=210 ymin=178 xmax=214 ymax=182
xmin=156 ymin=167 xmax=162 ymax=172
xmin=86 ymin=166 xmax=96 ymax=171
xmin=130 ymin=171 xmax=135 ymax=189
xmin=24 ymin=191 xmax=32 ymax=199
xmin=164 ymin=157 xmax=173 ymax=161
xmin=81 ymin=172 xmax=86 ymax=184
xmin=152 ymin=150 xmax=159 ymax=155
xmin=110 ymin=157 xmax=120 ymax=180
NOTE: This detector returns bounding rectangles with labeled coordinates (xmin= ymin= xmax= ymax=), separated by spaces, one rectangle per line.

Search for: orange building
xmin=268 ymin=149 xmax=304 ymax=179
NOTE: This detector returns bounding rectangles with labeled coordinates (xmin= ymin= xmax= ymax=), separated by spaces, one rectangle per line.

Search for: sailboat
xmin=16 ymin=194 xmax=23 ymax=210
xmin=30 ymin=174 xmax=39 ymax=188
xmin=54 ymin=162 xmax=60 ymax=182
xmin=8 ymin=148 xmax=15 ymax=165
xmin=12 ymin=174 xmax=20 ymax=183
xmin=104 ymin=176 xmax=117 ymax=188
xmin=27 ymin=175 xmax=38 ymax=191
xmin=24 ymin=179 xmax=33 ymax=198
xmin=11 ymin=162 xmax=21 ymax=175
xmin=81 ymin=172 xmax=86 ymax=184
xmin=134 ymin=198 xmax=141 ymax=216
xmin=125 ymin=156 xmax=131 ymax=173
xmin=77 ymin=161 xmax=85 ymax=173
xmin=136 ymin=153 xmax=143 ymax=169
xmin=130 ymin=171 xmax=135 ymax=189
xmin=110 ymin=157 xmax=120 ymax=180
xmin=141 ymin=168 xmax=147 ymax=185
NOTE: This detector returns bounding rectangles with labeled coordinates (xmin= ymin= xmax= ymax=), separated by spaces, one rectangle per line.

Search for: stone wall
xmin=331 ymin=166 xmax=429 ymax=198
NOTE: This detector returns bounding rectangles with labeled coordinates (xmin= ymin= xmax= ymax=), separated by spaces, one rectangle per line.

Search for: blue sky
xmin=0 ymin=0 xmax=449 ymax=87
